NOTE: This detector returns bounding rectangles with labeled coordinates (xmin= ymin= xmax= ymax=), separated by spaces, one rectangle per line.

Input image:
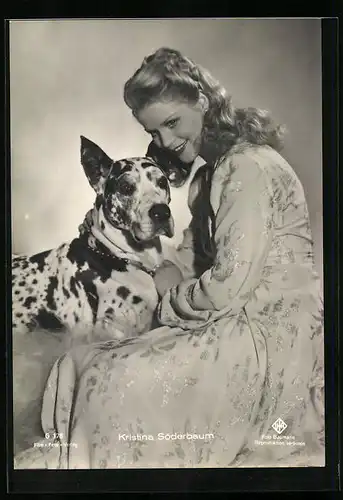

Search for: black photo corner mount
xmin=5 ymin=17 xmax=340 ymax=494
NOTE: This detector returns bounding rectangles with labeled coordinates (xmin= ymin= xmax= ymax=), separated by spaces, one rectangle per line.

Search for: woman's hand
xmin=154 ymin=261 xmax=183 ymax=297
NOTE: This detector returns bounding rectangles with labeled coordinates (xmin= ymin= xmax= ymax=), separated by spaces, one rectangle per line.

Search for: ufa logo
xmin=271 ymin=418 xmax=288 ymax=435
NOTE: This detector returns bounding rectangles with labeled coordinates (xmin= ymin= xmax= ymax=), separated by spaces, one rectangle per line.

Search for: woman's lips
xmin=173 ymin=141 xmax=187 ymax=154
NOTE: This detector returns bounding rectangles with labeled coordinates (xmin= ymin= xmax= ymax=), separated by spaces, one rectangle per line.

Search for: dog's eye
xmin=118 ymin=181 xmax=135 ymax=196
xmin=157 ymin=177 xmax=168 ymax=190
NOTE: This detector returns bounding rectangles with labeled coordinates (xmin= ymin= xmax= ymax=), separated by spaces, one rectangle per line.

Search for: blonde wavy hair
xmin=124 ymin=47 xmax=286 ymax=162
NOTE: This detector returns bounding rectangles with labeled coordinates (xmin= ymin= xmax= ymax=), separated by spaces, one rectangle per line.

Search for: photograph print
xmin=10 ymin=18 xmax=325 ymax=470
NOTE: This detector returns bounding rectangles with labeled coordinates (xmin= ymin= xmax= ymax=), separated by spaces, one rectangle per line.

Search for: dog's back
xmin=12 ymin=136 xmax=174 ymax=340
xmin=12 ymin=242 xmax=99 ymax=335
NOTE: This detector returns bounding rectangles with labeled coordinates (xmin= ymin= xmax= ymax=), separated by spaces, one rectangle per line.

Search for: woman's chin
xmin=179 ymin=149 xmax=197 ymax=164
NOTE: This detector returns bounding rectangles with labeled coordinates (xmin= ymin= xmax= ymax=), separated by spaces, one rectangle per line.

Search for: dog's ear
xmin=80 ymin=136 xmax=113 ymax=194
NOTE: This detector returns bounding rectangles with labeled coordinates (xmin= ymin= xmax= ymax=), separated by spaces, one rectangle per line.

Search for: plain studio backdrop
xmin=10 ymin=19 xmax=323 ymax=284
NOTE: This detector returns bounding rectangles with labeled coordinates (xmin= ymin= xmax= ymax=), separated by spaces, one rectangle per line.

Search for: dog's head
xmin=80 ymin=136 xmax=174 ymax=243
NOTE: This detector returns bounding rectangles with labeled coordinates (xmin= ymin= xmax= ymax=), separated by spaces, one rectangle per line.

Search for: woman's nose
xmin=158 ymin=130 xmax=175 ymax=150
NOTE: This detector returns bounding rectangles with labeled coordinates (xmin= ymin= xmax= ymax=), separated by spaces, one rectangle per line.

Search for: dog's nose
xmin=148 ymin=204 xmax=171 ymax=222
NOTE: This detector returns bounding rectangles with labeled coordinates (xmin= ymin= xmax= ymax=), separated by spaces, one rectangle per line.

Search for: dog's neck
xmin=88 ymin=206 xmax=163 ymax=274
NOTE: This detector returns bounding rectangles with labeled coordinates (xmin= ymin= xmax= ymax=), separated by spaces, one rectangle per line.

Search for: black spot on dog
xmin=34 ymin=309 xmax=65 ymax=331
xmin=68 ymin=237 xmax=128 ymax=278
xmin=111 ymin=353 xmax=117 ymax=358
xmin=117 ymin=286 xmax=130 ymax=300
xmin=23 ymin=296 xmax=37 ymax=308
xmin=112 ymin=298 xmax=116 ymax=304
xmin=67 ymin=239 xmax=88 ymax=268
xmin=74 ymin=313 xmax=80 ymax=323
xmin=121 ymin=159 xmax=135 ymax=169
xmin=111 ymin=160 xmax=126 ymax=177
xmin=132 ymin=295 xmax=142 ymax=304
xmin=116 ymin=206 xmax=131 ymax=226
xmin=74 ymin=268 xmax=96 ymax=285
xmin=101 ymin=254 xmax=128 ymax=277
xmin=18 ymin=281 xmax=25 ymax=287
xmin=83 ymin=283 xmax=99 ymax=324
xmin=70 ymin=276 xmax=79 ymax=298
xmin=14 ymin=290 xmax=20 ymax=295
xmin=103 ymin=164 xmax=133 ymax=195
xmin=29 ymin=249 xmax=51 ymax=272
xmin=78 ymin=300 xmax=82 ymax=308
xmin=13 ymin=257 xmax=29 ymax=271
xmin=46 ymin=276 xmax=58 ymax=311
xmin=141 ymin=161 xmax=155 ymax=169
xmin=100 ymin=221 xmax=105 ymax=231
xmin=62 ymin=287 xmax=71 ymax=299
xmin=15 ymin=312 xmax=23 ymax=318
xmin=146 ymin=171 xmax=152 ymax=181
xmin=104 ymin=176 xmax=118 ymax=197
xmin=32 ymin=279 xmax=38 ymax=285
xmin=86 ymin=286 xmax=99 ymax=325
xmin=73 ymin=268 xmax=99 ymax=324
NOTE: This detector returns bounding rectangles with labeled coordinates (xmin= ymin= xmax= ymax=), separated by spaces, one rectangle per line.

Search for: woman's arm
xmin=157 ymin=152 xmax=275 ymax=326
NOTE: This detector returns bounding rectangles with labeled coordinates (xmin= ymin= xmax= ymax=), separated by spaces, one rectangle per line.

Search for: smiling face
xmin=136 ymin=98 xmax=206 ymax=164
xmin=80 ymin=136 xmax=174 ymax=243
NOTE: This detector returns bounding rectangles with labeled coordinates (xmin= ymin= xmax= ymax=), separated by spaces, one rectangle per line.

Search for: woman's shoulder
xmin=223 ymin=141 xmax=284 ymax=164
xmin=214 ymin=141 xmax=294 ymax=181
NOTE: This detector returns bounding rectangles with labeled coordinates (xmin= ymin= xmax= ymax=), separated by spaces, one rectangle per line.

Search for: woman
xmin=14 ymin=47 xmax=324 ymax=469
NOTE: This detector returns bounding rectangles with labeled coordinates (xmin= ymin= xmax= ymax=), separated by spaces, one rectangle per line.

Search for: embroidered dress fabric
xmin=14 ymin=143 xmax=325 ymax=469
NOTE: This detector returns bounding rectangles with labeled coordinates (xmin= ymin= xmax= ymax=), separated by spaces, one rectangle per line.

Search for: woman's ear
xmin=198 ymin=92 xmax=209 ymax=114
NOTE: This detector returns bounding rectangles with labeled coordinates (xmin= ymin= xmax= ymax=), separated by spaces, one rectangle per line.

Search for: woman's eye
xmin=118 ymin=181 xmax=135 ymax=196
xmin=157 ymin=177 xmax=168 ymax=190
xmin=166 ymin=118 xmax=178 ymax=129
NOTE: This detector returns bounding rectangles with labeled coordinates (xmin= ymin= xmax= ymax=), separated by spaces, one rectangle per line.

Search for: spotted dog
xmin=12 ymin=136 xmax=175 ymax=342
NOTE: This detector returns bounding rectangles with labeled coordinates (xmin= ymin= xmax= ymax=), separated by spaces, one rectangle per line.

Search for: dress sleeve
xmin=157 ymin=151 xmax=275 ymax=326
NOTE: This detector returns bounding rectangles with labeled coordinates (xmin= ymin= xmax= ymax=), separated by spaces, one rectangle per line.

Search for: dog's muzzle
xmin=148 ymin=204 xmax=174 ymax=238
